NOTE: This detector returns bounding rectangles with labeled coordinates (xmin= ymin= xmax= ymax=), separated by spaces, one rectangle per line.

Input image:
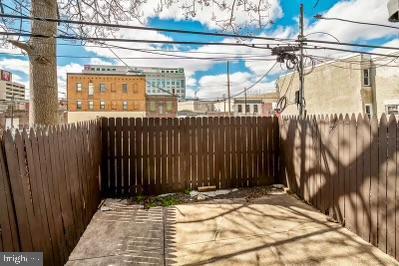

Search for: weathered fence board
xmin=0 ymin=122 xmax=102 ymax=265
xmin=102 ymin=116 xmax=279 ymax=196
xmin=280 ymin=113 xmax=399 ymax=261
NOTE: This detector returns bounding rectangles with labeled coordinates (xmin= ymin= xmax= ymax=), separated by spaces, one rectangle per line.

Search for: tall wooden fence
xmin=101 ymin=116 xmax=280 ymax=196
xmin=0 ymin=122 xmax=102 ymax=265
xmin=279 ymin=113 xmax=399 ymax=260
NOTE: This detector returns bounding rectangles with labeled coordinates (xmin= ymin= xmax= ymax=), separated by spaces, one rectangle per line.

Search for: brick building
xmin=146 ymin=95 xmax=177 ymax=117
xmin=67 ymin=73 xmax=146 ymax=122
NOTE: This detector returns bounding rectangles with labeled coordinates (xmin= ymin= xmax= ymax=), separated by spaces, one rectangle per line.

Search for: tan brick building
xmin=67 ymin=73 xmax=146 ymax=122
xmin=276 ymin=54 xmax=399 ymax=117
xmin=146 ymin=95 xmax=177 ymax=117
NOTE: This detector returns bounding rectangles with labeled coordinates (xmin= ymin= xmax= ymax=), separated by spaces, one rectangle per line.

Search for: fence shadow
xmin=169 ymin=192 xmax=393 ymax=265
xmin=279 ymin=113 xmax=398 ymax=260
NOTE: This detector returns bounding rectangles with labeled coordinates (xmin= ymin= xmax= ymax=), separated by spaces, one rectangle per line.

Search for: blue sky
xmin=0 ymin=0 xmax=398 ymax=99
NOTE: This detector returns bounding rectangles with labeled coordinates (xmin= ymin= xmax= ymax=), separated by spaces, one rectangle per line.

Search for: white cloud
xmin=137 ymin=0 xmax=283 ymax=30
xmin=195 ymin=71 xmax=275 ymax=99
xmin=57 ymin=63 xmax=85 ymax=96
xmin=0 ymin=58 xmax=29 ymax=75
xmin=308 ymin=0 xmax=398 ymax=43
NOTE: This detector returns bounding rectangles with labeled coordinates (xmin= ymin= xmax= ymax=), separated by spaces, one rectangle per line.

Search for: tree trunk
xmin=29 ymin=0 xmax=58 ymax=125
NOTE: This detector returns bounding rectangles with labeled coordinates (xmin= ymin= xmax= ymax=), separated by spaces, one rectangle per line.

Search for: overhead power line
xmin=3 ymin=30 xmax=399 ymax=60
xmin=305 ymin=45 xmax=399 ymax=59
xmin=57 ymin=42 xmax=268 ymax=56
xmin=0 ymin=51 xmax=276 ymax=61
xmin=314 ymin=15 xmax=399 ymax=30
xmin=0 ymin=31 xmax=273 ymax=49
xmin=2 ymin=13 xmax=399 ymax=52
xmin=0 ymin=13 xmax=287 ymax=42
xmin=233 ymin=61 xmax=278 ymax=98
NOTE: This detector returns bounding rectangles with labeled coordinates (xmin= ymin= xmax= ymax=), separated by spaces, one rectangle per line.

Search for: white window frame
xmin=123 ymin=101 xmax=128 ymax=110
xmin=363 ymin=69 xmax=371 ymax=86
xmin=76 ymin=83 xmax=82 ymax=92
xmin=100 ymin=83 xmax=107 ymax=93
xmin=88 ymin=82 xmax=94 ymax=96
xmin=100 ymin=100 xmax=106 ymax=110
xmin=386 ymin=104 xmax=399 ymax=115
xmin=88 ymin=101 xmax=94 ymax=110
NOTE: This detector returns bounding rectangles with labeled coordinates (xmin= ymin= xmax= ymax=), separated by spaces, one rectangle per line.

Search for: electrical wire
xmin=0 ymin=31 xmax=275 ymax=50
xmin=232 ymin=61 xmax=278 ymax=98
xmin=2 ymin=13 xmax=399 ymax=52
xmin=0 ymin=51 xmax=278 ymax=61
xmin=314 ymin=15 xmax=399 ymax=30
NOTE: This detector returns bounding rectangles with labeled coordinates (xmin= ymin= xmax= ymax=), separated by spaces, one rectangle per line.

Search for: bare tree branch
xmin=8 ymin=39 xmax=32 ymax=52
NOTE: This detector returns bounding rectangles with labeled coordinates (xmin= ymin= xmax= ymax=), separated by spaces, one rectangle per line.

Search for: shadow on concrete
xmin=171 ymin=192 xmax=397 ymax=265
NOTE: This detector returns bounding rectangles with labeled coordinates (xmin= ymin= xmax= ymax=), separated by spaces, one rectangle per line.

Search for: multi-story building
xmin=146 ymin=95 xmax=177 ymax=117
xmin=0 ymin=70 xmax=25 ymax=103
xmin=82 ymin=65 xmax=186 ymax=98
xmin=67 ymin=73 xmax=146 ymax=122
xmin=177 ymin=100 xmax=215 ymax=116
xmin=233 ymin=92 xmax=279 ymax=116
xmin=276 ymin=54 xmax=399 ymax=117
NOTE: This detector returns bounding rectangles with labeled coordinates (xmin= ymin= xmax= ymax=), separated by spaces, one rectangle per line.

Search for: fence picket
xmin=101 ymin=117 xmax=278 ymax=194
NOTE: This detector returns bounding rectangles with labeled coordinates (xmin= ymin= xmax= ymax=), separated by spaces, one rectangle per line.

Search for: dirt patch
xmin=130 ymin=185 xmax=285 ymax=209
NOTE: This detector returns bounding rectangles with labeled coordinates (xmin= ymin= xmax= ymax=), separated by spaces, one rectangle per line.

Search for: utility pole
xmin=244 ymin=89 xmax=247 ymax=115
xmin=10 ymin=94 xmax=14 ymax=128
xmin=227 ymin=61 xmax=231 ymax=115
xmin=298 ymin=4 xmax=305 ymax=117
xmin=223 ymin=94 xmax=226 ymax=113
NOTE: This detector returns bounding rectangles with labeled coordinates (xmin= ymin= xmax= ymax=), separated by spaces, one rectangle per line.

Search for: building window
xmin=166 ymin=102 xmax=173 ymax=112
xmin=76 ymin=83 xmax=82 ymax=92
xmin=76 ymin=100 xmax=82 ymax=110
xmin=245 ymin=104 xmax=250 ymax=113
xmin=181 ymin=80 xmax=185 ymax=87
xmin=88 ymin=82 xmax=94 ymax=96
xmin=386 ymin=104 xmax=399 ymax=115
xmin=237 ymin=104 xmax=242 ymax=113
xmin=150 ymin=102 xmax=156 ymax=112
xmin=254 ymin=104 xmax=258 ymax=113
xmin=123 ymin=101 xmax=128 ymax=110
xmin=122 ymin=84 xmax=128 ymax=93
xmin=100 ymin=101 xmax=105 ymax=110
xmin=88 ymin=101 xmax=94 ymax=110
xmin=365 ymin=104 xmax=372 ymax=118
xmin=363 ymin=69 xmax=370 ymax=86
xmin=100 ymin=83 xmax=107 ymax=92
xmin=132 ymin=84 xmax=138 ymax=94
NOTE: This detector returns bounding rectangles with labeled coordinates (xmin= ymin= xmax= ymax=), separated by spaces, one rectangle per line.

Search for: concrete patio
xmin=66 ymin=191 xmax=398 ymax=265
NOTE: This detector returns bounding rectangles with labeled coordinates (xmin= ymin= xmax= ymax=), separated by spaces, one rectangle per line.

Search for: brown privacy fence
xmin=101 ymin=117 xmax=280 ymax=196
xmin=0 ymin=122 xmax=102 ymax=265
xmin=279 ymin=114 xmax=399 ymax=260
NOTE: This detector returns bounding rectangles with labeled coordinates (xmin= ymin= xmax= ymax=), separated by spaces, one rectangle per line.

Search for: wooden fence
xmin=0 ymin=122 xmax=102 ymax=265
xmin=279 ymin=114 xmax=399 ymax=260
xmin=101 ymin=116 xmax=280 ymax=196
